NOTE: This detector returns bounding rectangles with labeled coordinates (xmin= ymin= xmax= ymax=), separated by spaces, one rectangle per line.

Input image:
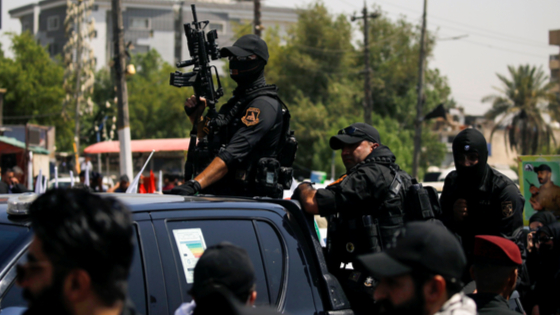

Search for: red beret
xmin=474 ymin=235 xmax=522 ymax=266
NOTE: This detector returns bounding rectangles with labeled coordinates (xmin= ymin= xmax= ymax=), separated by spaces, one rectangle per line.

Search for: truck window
xmin=255 ymin=221 xmax=284 ymax=305
xmin=167 ymin=219 xmax=284 ymax=306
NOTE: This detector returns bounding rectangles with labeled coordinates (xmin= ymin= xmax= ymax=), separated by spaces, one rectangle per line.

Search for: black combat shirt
xmin=439 ymin=165 xmax=524 ymax=258
xmin=216 ymin=94 xmax=283 ymax=169
xmin=467 ymin=293 xmax=520 ymax=315
xmin=315 ymin=146 xmax=396 ymax=217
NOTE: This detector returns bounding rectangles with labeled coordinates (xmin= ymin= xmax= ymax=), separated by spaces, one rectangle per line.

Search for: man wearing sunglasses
xmin=170 ymin=34 xmax=292 ymax=198
xmin=17 ymin=189 xmax=137 ymax=315
xmin=292 ymin=122 xmax=411 ymax=314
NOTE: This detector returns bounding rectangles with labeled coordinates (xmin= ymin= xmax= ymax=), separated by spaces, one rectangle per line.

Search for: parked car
xmin=0 ymin=193 xmax=353 ymax=315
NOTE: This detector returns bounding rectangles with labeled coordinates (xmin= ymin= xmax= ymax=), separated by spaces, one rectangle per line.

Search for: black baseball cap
xmin=220 ymin=34 xmax=269 ymax=63
xmin=357 ymin=221 xmax=466 ymax=282
xmin=534 ymin=164 xmax=552 ymax=173
xmin=329 ymin=123 xmax=381 ymax=150
xmin=189 ymin=242 xmax=255 ymax=301
xmin=119 ymin=174 xmax=130 ymax=182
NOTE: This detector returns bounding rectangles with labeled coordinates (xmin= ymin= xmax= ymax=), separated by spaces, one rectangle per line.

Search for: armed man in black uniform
xmin=439 ymin=128 xmax=525 ymax=281
xmin=293 ymin=123 xmax=410 ymax=314
xmin=169 ymin=34 xmax=293 ymax=198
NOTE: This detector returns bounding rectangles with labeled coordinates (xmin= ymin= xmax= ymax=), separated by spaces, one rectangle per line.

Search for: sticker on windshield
xmin=172 ymin=228 xmax=207 ymax=283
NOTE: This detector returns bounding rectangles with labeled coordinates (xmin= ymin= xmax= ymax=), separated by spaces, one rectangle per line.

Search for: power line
xmin=375 ymin=0 xmax=551 ymax=49
xmin=3 ymin=112 xmax=63 ymax=120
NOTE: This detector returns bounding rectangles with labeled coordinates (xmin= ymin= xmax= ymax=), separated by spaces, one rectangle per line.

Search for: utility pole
xmin=412 ymin=0 xmax=428 ymax=179
xmin=0 ymin=88 xmax=6 ymax=126
xmin=253 ymin=0 xmax=262 ymax=37
xmin=112 ymin=0 xmax=133 ymax=180
xmin=63 ymin=0 xmax=95 ymax=174
xmin=74 ymin=0 xmax=83 ymax=170
xmin=352 ymin=2 xmax=379 ymax=125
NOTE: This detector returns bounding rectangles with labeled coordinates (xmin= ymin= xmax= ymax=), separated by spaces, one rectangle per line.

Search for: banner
xmin=518 ymin=155 xmax=560 ymax=224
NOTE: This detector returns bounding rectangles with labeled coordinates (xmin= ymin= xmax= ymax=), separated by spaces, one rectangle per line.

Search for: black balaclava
xmin=229 ymin=57 xmax=266 ymax=86
xmin=529 ymin=211 xmax=557 ymax=226
xmin=452 ymin=128 xmax=488 ymax=190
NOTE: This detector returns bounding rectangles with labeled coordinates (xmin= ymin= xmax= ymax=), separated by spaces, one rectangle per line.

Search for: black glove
xmin=165 ymin=180 xmax=201 ymax=196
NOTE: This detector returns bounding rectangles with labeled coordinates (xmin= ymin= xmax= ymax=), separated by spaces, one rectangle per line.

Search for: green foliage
xmin=127 ymin=49 xmax=193 ymax=139
xmin=483 ymin=65 xmax=557 ymax=155
xmin=0 ymin=32 xmax=72 ymax=150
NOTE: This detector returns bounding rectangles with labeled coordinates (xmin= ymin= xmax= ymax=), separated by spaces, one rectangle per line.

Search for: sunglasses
xmin=16 ymin=261 xmax=50 ymax=283
xmin=228 ymin=54 xmax=257 ymax=61
xmin=537 ymin=235 xmax=554 ymax=243
xmin=338 ymin=126 xmax=376 ymax=142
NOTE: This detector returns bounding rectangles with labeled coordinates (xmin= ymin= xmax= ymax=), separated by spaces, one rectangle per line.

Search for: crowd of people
xmin=9 ymin=33 xmax=560 ymax=315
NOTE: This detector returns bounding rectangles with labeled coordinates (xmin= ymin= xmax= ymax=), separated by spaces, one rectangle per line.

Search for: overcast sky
xmin=2 ymin=0 xmax=559 ymax=116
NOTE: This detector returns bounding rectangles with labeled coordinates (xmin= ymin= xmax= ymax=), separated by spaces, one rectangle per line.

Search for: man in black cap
xmin=358 ymin=221 xmax=476 ymax=315
xmin=439 ymin=128 xmax=524 ymax=282
xmin=108 ymin=174 xmax=130 ymax=193
xmin=529 ymin=163 xmax=560 ymax=215
xmin=467 ymin=235 xmax=522 ymax=315
xmin=174 ymin=242 xmax=257 ymax=315
xmin=292 ymin=122 xmax=411 ymax=313
xmin=169 ymin=34 xmax=291 ymax=198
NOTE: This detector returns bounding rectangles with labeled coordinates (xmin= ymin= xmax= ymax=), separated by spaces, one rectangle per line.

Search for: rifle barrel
xmin=191 ymin=4 xmax=198 ymax=25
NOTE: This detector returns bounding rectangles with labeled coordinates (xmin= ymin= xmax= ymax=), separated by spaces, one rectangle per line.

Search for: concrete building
xmin=549 ymin=29 xmax=560 ymax=96
xmin=9 ymin=0 xmax=297 ymax=71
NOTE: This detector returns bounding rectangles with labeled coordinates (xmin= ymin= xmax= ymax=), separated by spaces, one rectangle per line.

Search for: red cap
xmin=474 ymin=235 xmax=522 ymax=266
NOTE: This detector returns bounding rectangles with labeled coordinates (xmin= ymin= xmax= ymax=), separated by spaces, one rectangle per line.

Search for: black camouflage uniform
xmin=439 ymin=129 xmax=525 ymax=283
xmin=205 ymin=76 xmax=283 ymax=197
xmin=170 ymin=34 xmax=286 ymax=198
xmin=312 ymin=123 xmax=406 ymax=314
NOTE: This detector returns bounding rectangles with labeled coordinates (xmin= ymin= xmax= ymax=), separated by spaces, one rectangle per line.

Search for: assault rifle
xmin=170 ymin=4 xmax=224 ymax=180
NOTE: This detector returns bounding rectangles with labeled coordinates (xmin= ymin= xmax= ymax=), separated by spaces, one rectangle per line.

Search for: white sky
xmin=2 ymin=0 xmax=560 ymax=116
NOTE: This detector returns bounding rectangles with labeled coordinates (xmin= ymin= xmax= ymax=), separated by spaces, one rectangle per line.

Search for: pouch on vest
xmin=404 ymin=182 xmax=439 ymax=221
xmin=252 ymin=158 xmax=283 ymax=198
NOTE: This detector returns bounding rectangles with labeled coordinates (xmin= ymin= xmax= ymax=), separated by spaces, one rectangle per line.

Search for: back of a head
xmin=190 ymin=242 xmax=256 ymax=304
xmin=472 ymin=235 xmax=521 ymax=293
xmin=359 ymin=221 xmax=466 ymax=297
xmin=28 ymin=189 xmax=135 ymax=306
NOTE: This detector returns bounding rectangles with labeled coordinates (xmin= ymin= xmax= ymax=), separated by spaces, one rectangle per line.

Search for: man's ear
xmin=508 ymin=268 xmax=518 ymax=292
xmin=423 ymin=275 xmax=446 ymax=304
xmin=248 ymin=291 xmax=257 ymax=306
xmin=64 ymin=269 xmax=92 ymax=303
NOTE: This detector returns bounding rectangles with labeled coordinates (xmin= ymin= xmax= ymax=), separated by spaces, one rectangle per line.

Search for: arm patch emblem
xmin=501 ymin=201 xmax=513 ymax=217
xmin=241 ymin=107 xmax=261 ymax=127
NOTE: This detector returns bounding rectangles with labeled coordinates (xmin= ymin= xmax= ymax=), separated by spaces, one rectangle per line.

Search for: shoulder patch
xmin=241 ymin=107 xmax=261 ymax=127
xmin=328 ymin=175 xmax=347 ymax=186
xmin=501 ymin=201 xmax=513 ymax=217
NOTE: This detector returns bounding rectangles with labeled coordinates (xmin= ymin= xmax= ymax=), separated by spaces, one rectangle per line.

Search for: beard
xmin=22 ymin=278 xmax=73 ymax=315
xmin=375 ymin=293 xmax=426 ymax=315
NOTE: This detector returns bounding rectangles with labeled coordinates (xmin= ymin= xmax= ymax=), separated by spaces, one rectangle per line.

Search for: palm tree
xmin=483 ymin=65 xmax=558 ymax=155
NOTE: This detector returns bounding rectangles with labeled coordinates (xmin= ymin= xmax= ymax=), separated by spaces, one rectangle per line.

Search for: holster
xmin=327 ymin=215 xmax=381 ymax=266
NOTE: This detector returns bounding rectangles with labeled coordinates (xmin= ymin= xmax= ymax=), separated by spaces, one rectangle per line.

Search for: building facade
xmin=9 ymin=0 xmax=297 ymax=71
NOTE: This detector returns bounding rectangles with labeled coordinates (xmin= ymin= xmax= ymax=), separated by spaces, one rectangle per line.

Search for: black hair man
xmin=358 ymin=221 xmax=476 ymax=315
xmin=16 ymin=189 xmax=136 ymax=315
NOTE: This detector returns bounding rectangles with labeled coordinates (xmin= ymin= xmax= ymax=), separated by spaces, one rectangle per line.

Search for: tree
xmin=0 ymin=32 xmax=72 ymax=150
xmin=62 ymin=0 xmax=97 ymax=154
xmin=483 ymin=65 xmax=557 ymax=155
xmin=126 ymin=49 xmax=193 ymax=139
xmin=199 ymin=2 xmax=449 ymax=178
